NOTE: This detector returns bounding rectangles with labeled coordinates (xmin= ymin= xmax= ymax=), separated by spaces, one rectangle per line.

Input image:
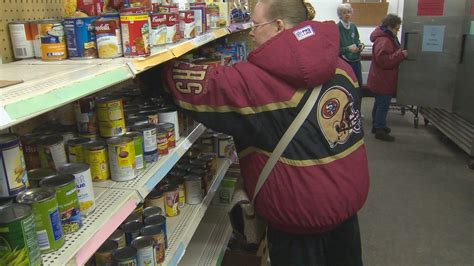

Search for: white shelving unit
xmin=179 ymin=205 xmax=233 ymax=266
xmin=164 ymin=158 xmax=232 ymax=266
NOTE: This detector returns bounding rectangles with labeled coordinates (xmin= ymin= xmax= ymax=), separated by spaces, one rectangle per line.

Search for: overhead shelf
xmin=0 ymin=24 xmax=245 ymax=130
xmin=165 ymin=158 xmax=232 ymax=266
xmin=179 ymin=205 xmax=233 ymax=266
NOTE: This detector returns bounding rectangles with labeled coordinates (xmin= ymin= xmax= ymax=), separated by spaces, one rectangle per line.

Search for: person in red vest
xmin=142 ymin=0 xmax=369 ymax=265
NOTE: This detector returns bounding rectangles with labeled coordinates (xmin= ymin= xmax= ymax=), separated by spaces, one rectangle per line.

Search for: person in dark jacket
xmin=367 ymin=14 xmax=407 ymax=141
xmin=337 ymin=3 xmax=364 ymax=110
xmin=142 ymin=0 xmax=370 ymax=265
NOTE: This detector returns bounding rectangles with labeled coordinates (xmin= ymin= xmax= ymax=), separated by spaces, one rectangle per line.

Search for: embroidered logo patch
xmin=293 ymin=26 xmax=315 ymax=41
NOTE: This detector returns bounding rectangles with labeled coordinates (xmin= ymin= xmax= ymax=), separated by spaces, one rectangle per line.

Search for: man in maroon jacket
xmin=143 ymin=0 xmax=370 ymax=265
xmin=368 ymin=14 xmax=407 ymax=142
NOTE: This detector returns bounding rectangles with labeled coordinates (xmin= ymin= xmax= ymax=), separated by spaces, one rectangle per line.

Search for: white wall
xmin=309 ymin=0 xmax=404 ymax=45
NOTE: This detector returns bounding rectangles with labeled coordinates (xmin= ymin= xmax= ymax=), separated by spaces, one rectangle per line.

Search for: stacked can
xmin=0 ymin=134 xmax=29 ymax=198
xmin=83 ymin=140 xmax=110 ymax=182
xmin=57 ymin=163 xmax=96 ymax=216
xmin=96 ymin=96 xmax=126 ymax=138
xmin=107 ymin=137 xmax=137 ymax=181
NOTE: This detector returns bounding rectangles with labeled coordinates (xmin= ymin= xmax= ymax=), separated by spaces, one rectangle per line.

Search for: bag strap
xmin=251 ymin=85 xmax=322 ymax=202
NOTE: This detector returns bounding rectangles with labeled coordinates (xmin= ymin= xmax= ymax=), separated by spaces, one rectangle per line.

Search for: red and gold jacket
xmin=162 ymin=20 xmax=369 ymax=234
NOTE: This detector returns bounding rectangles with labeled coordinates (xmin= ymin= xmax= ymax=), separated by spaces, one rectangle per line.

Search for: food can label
xmin=0 ymin=213 xmax=41 ymax=266
xmin=157 ymin=134 xmax=168 ymax=155
xmin=120 ymin=14 xmax=151 ymax=57
xmin=95 ymin=19 xmax=123 ymax=58
xmin=57 ymin=185 xmax=82 ymax=234
xmin=40 ymin=143 xmax=67 ymax=170
xmin=32 ymin=198 xmax=64 ymax=252
xmin=0 ymin=143 xmax=28 ymax=197
xmin=179 ymin=11 xmax=195 ymax=39
xmin=137 ymin=245 xmax=155 ymax=266
xmin=9 ymin=23 xmax=35 ymax=59
xmin=64 ymin=18 xmax=98 ymax=58
xmin=108 ymin=142 xmax=136 ymax=181
xmin=73 ymin=168 xmax=96 ymax=216
xmin=74 ymin=99 xmax=98 ymax=134
xmin=85 ymin=148 xmax=109 ymax=181
xmin=97 ymin=100 xmax=125 ymax=137
xmin=164 ymin=13 xmax=178 ymax=44
xmin=164 ymin=190 xmax=179 ymax=217
xmin=40 ymin=23 xmax=67 ymax=60
xmin=67 ymin=144 xmax=85 ymax=163
xmin=150 ymin=13 xmax=166 ymax=46
xmin=165 ymin=129 xmax=175 ymax=148
xmin=152 ymin=232 xmax=165 ymax=263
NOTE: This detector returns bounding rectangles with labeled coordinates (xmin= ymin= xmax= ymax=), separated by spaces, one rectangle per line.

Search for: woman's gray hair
xmin=337 ymin=3 xmax=353 ymax=19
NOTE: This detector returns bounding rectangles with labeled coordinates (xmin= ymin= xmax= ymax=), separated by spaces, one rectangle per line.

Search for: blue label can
xmin=64 ymin=17 xmax=98 ymax=59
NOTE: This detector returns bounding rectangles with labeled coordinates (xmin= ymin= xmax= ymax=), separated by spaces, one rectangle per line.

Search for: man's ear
xmin=275 ymin=19 xmax=286 ymax=33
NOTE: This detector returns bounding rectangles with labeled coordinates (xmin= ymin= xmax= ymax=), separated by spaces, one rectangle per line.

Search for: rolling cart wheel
xmin=414 ymin=117 xmax=419 ymax=128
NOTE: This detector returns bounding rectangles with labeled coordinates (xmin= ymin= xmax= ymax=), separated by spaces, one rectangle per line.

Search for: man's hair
xmin=381 ymin=14 xmax=402 ymax=28
xmin=259 ymin=0 xmax=315 ymax=27
xmin=337 ymin=3 xmax=353 ymax=19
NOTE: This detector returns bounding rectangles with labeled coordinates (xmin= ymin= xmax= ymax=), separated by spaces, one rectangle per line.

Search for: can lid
xmin=138 ymin=110 xmax=158 ymax=116
xmin=157 ymin=106 xmax=177 ymax=113
xmin=163 ymin=184 xmax=178 ymax=192
xmin=16 ymin=187 xmax=56 ymax=204
xmin=0 ymin=203 xmax=32 ymax=224
xmin=123 ymin=211 xmax=142 ymax=224
xmin=107 ymin=136 xmax=133 ymax=146
xmin=140 ymin=224 xmax=162 ymax=236
xmin=132 ymin=236 xmax=155 ymax=249
xmin=57 ymin=163 xmax=90 ymax=175
xmin=95 ymin=96 xmax=122 ymax=104
xmin=189 ymin=168 xmax=205 ymax=176
xmin=121 ymin=221 xmax=143 ymax=233
xmin=168 ymin=169 xmax=187 ymax=178
xmin=126 ymin=116 xmax=149 ymax=125
xmin=217 ymin=133 xmax=232 ymax=140
xmin=0 ymin=197 xmax=14 ymax=208
xmin=109 ymin=228 xmax=124 ymax=240
xmin=113 ymin=246 xmax=137 ymax=261
xmin=97 ymin=239 xmax=118 ymax=253
xmin=143 ymin=206 xmax=163 ymax=218
xmin=125 ymin=132 xmax=142 ymax=140
xmin=39 ymin=135 xmax=64 ymax=146
xmin=144 ymin=214 xmax=166 ymax=226
xmin=40 ymin=174 xmax=76 ymax=189
xmin=158 ymin=122 xmax=174 ymax=130
xmin=27 ymin=168 xmax=57 ymax=181
xmin=83 ymin=140 xmax=106 ymax=150
xmin=67 ymin=137 xmax=91 ymax=146
xmin=0 ymin=133 xmax=19 ymax=148
xmin=184 ymin=175 xmax=202 ymax=182
xmin=132 ymin=123 xmax=156 ymax=131
xmin=147 ymin=187 xmax=164 ymax=199
xmin=156 ymin=127 xmax=167 ymax=135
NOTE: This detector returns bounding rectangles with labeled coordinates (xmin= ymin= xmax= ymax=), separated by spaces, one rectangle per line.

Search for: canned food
xmin=59 ymin=130 xmax=76 ymax=143
xmin=79 ymin=132 xmax=100 ymax=140
xmin=157 ymin=106 xmax=180 ymax=140
xmin=168 ymin=170 xmax=186 ymax=208
xmin=109 ymin=228 xmax=126 ymax=248
xmin=39 ymin=20 xmax=67 ymax=60
xmin=30 ymin=21 xmax=42 ymax=58
xmin=142 ymin=206 xmax=163 ymax=219
xmin=191 ymin=4 xmax=206 ymax=35
xmin=113 ymin=246 xmax=138 ymax=265
xmin=74 ymin=97 xmax=98 ymax=134
xmin=126 ymin=116 xmax=149 ymax=129
xmin=64 ymin=17 xmax=98 ymax=59
xmin=40 ymin=174 xmax=82 ymax=234
xmin=94 ymin=18 xmax=123 ymax=58
xmin=120 ymin=13 xmax=151 ymax=57
xmin=38 ymin=135 xmax=67 ymax=170
xmin=8 ymin=22 xmax=35 ymax=59
xmin=179 ymin=11 xmax=195 ymax=39
xmin=21 ymin=134 xmax=42 ymax=170
xmin=124 ymin=211 xmax=142 ymax=224
xmin=96 ymin=96 xmax=126 ymax=137
xmin=140 ymin=225 xmax=165 ymax=263
xmin=163 ymin=184 xmax=179 ymax=217
xmin=0 ymin=204 xmax=41 ymax=266
xmin=16 ymin=188 xmax=65 ymax=253
xmin=121 ymin=221 xmax=143 ymax=246
xmin=184 ymin=175 xmax=203 ymax=205
xmin=132 ymin=124 xmax=158 ymax=163
xmin=189 ymin=168 xmax=208 ymax=195
xmin=207 ymin=4 xmax=220 ymax=29
xmin=164 ymin=12 xmax=179 ymax=44
xmin=0 ymin=134 xmax=28 ymax=197
xmin=132 ymin=236 xmax=155 ymax=266
xmin=66 ymin=137 xmax=91 ymax=163
xmin=83 ymin=140 xmax=109 ymax=182
xmin=217 ymin=134 xmax=234 ymax=158
xmin=107 ymin=137 xmax=136 ymax=181
xmin=145 ymin=187 xmax=165 ymax=211
xmin=26 ymin=168 xmax=57 ymax=189
xmin=159 ymin=122 xmax=175 ymax=148
xmin=150 ymin=13 xmax=166 ymax=46
xmin=95 ymin=239 xmax=118 ymax=265
xmin=143 ymin=214 xmax=167 ymax=248
xmin=200 ymin=132 xmax=217 ymax=151
xmin=156 ymin=127 xmax=169 ymax=155
xmin=125 ymin=132 xmax=145 ymax=170
xmin=57 ymin=163 xmax=96 ymax=216
xmin=138 ymin=110 xmax=159 ymax=125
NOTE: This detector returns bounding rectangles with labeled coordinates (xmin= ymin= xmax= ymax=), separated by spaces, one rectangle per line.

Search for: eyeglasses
xmin=250 ymin=20 xmax=276 ymax=31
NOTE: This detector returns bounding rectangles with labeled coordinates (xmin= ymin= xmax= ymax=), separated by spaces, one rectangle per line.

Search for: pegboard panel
xmin=0 ymin=0 xmax=64 ymax=63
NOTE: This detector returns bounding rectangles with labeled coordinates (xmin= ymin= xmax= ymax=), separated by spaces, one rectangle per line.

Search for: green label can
xmin=125 ymin=132 xmax=144 ymax=170
xmin=17 ymin=188 xmax=64 ymax=253
xmin=0 ymin=203 xmax=41 ymax=266
xmin=40 ymin=174 xmax=82 ymax=234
